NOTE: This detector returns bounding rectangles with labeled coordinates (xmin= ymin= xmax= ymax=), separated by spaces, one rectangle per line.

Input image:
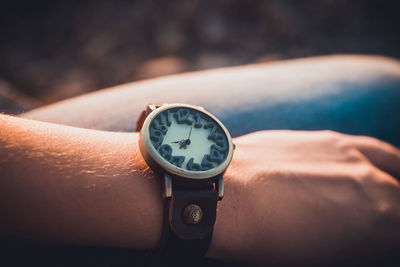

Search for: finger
xmin=347 ymin=135 xmax=400 ymax=180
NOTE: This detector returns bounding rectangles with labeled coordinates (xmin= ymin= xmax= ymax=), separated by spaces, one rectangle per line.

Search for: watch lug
xmin=164 ymin=173 xmax=172 ymax=199
xmin=146 ymin=104 xmax=157 ymax=114
xmin=146 ymin=103 xmax=164 ymax=115
xmin=136 ymin=104 xmax=161 ymax=131
xmin=217 ymin=175 xmax=224 ymax=200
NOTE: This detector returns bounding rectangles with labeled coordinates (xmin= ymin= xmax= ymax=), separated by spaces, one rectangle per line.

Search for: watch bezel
xmin=139 ymin=103 xmax=234 ymax=180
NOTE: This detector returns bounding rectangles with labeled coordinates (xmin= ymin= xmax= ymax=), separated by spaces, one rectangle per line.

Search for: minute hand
xmin=188 ymin=126 xmax=192 ymax=139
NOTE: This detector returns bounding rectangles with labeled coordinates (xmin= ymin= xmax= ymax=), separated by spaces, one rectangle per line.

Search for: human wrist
xmin=99 ymin=132 xmax=164 ymax=249
xmin=0 ymin=116 xmax=164 ymax=249
xmin=205 ymin=163 xmax=251 ymax=262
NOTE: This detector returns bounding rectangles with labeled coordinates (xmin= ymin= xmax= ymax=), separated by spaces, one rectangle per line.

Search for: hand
xmin=208 ymin=130 xmax=400 ymax=265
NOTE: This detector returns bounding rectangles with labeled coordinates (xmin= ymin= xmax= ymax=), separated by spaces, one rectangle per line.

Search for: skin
xmin=209 ymin=130 xmax=400 ymax=265
xmin=1 ymin=114 xmax=399 ymax=265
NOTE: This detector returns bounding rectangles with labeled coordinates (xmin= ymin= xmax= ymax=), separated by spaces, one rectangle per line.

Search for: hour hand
xmin=171 ymin=139 xmax=191 ymax=149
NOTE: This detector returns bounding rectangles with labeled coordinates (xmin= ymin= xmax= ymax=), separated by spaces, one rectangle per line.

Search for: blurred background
xmin=1 ymin=0 xmax=400 ymax=114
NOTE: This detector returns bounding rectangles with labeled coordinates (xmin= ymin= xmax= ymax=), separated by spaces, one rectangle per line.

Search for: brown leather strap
xmin=136 ymin=104 xmax=219 ymax=258
xmin=159 ymin=183 xmax=218 ymax=258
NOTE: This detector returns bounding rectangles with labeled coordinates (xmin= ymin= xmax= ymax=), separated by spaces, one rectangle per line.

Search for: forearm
xmin=0 ymin=114 xmax=236 ymax=258
xmin=0 ymin=114 xmax=162 ymax=248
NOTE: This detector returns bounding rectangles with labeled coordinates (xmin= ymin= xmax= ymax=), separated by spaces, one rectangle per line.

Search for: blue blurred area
xmin=219 ymin=79 xmax=400 ymax=147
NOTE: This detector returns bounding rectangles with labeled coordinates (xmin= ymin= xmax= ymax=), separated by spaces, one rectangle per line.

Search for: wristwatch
xmin=136 ymin=103 xmax=234 ymax=258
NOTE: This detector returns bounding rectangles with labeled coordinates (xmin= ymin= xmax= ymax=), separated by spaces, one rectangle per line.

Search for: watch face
xmin=148 ymin=106 xmax=229 ymax=172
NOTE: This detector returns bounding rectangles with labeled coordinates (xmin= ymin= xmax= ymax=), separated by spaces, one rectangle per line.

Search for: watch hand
xmin=171 ymin=132 xmax=192 ymax=148
xmin=175 ymin=139 xmax=191 ymax=149
xmin=188 ymin=126 xmax=193 ymax=139
xmin=171 ymin=139 xmax=187 ymax=145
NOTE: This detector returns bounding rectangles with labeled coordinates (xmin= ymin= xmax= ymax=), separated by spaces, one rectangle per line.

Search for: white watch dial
xmin=149 ymin=107 xmax=229 ymax=171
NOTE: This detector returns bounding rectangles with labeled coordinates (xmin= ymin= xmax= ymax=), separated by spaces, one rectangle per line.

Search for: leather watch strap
xmin=136 ymin=104 xmax=219 ymax=258
xmin=160 ymin=183 xmax=218 ymax=258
